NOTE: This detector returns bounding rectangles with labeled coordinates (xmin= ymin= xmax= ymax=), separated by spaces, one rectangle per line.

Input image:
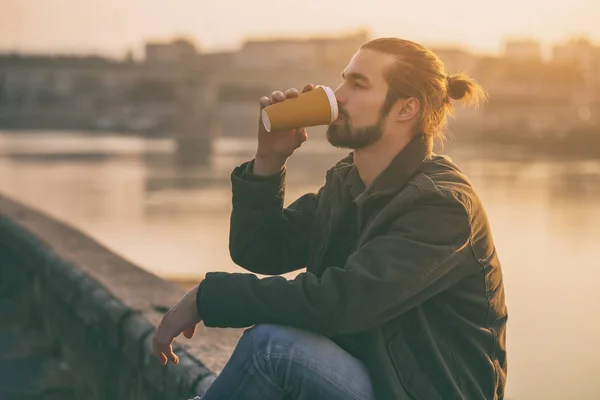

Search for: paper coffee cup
xmin=261 ymin=85 xmax=338 ymax=132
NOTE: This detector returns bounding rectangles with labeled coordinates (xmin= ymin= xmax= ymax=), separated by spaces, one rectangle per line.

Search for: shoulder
xmin=407 ymin=154 xmax=481 ymax=221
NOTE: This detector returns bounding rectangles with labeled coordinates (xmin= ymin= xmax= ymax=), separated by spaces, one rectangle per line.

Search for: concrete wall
xmin=0 ymin=194 xmax=242 ymax=399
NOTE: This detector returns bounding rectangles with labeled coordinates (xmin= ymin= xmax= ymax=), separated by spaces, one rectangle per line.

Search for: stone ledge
xmin=0 ymin=194 xmax=243 ymax=399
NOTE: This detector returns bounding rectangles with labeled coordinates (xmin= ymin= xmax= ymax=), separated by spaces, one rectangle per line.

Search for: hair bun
xmin=447 ymin=74 xmax=471 ymax=101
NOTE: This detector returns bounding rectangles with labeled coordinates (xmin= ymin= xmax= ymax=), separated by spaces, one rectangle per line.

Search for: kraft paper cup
xmin=261 ymin=85 xmax=339 ymax=132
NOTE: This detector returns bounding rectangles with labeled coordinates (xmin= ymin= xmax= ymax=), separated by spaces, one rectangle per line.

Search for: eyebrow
xmin=341 ymin=71 xmax=370 ymax=84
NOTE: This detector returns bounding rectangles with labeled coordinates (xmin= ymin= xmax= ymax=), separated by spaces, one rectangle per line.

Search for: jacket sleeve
xmin=228 ymin=159 xmax=322 ymax=276
xmin=199 ymin=190 xmax=476 ymax=335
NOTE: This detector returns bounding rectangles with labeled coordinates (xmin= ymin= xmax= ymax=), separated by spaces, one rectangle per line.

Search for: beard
xmin=326 ymin=115 xmax=386 ymax=150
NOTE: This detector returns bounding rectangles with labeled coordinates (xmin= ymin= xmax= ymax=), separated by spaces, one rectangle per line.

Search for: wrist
xmin=253 ymin=154 xmax=287 ymax=176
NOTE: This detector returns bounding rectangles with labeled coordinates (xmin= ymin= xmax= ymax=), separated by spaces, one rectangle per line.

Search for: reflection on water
xmin=0 ymin=131 xmax=599 ymax=400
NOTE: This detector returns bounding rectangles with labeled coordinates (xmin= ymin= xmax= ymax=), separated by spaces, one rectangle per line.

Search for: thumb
xmin=183 ymin=324 xmax=197 ymax=339
xmin=296 ymin=128 xmax=308 ymax=144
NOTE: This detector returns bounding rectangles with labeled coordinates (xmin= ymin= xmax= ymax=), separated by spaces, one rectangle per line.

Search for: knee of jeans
xmin=243 ymin=324 xmax=299 ymax=354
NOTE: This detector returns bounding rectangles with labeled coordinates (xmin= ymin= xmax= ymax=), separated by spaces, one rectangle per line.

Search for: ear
xmin=395 ymin=98 xmax=420 ymax=122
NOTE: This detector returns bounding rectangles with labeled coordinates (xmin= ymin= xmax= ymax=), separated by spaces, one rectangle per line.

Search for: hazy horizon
xmin=1 ymin=0 xmax=599 ymax=58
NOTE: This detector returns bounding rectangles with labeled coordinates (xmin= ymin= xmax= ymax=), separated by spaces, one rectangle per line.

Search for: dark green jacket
xmin=197 ymin=136 xmax=508 ymax=400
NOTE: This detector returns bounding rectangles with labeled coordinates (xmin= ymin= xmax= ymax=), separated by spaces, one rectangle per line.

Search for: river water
xmin=0 ymin=131 xmax=598 ymax=400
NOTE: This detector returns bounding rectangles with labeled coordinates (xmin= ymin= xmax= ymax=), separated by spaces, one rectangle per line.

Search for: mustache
xmin=337 ymin=104 xmax=349 ymax=118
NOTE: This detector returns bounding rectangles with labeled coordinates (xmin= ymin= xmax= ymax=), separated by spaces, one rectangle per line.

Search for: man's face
xmin=327 ymin=49 xmax=397 ymax=149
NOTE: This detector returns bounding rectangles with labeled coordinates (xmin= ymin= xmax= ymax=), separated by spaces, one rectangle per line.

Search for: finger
xmin=153 ymin=328 xmax=177 ymax=364
xmin=157 ymin=342 xmax=178 ymax=365
xmin=159 ymin=352 xmax=167 ymax=365
xmin=259 ymin=96 xmax=271 ymax=109
xmin=166 ymin=344 xmax=179 ymax=364
xmin=270 ymin=91 xmax=285 ymax=103
xmin=155 ymin=342 xmax=171 ymax=362
xmin=284 ymin=88 xmax=299 ymax=98
xmin=301 ymin=83 xmax=314 ymax=93
xmin=183 ymin=324 xmax=197 ymax=339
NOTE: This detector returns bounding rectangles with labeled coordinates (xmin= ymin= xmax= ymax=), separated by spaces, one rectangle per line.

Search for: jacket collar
xmin=331 ymin=134 xmax=430 ymax=203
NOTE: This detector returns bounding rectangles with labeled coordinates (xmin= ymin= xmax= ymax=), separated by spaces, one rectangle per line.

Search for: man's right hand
xmin=254 ymin=84 xmax=314 ymax=176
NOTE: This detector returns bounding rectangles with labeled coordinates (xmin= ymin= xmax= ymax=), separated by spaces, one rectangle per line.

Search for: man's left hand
xmin=152 ymin=285 xmax=202 ymax=365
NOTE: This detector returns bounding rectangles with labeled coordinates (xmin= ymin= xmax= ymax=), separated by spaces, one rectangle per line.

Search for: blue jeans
xmin=191 ymin=324 xmax=375 ymax=400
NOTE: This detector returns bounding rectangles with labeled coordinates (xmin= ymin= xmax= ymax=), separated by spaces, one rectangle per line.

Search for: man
xmin=153 ymin=37 xmax=508 ymax=400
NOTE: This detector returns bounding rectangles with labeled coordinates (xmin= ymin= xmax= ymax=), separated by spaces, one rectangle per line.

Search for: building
xmin=503 ymin=39 xmax=543 ymax=62
xmin=0 ymin=54 xmax=181 ymax=132
xmin=234 ymin=30 xmax=369 ymax=71
xmin=553 ymin=37 xmax=600 ymax=93
xmin=195 ymin=52 xmax=235 ymax=74
xmin=471 ymin=55 xmax=588 ymax=138
xmin=429 ymin=47 xmax=479 ymax=75
xmin=145 ymin=38 xmax=199 ymax=65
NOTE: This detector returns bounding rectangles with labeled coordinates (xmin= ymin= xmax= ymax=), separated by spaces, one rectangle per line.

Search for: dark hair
xmin=361 ymin=38 xmax=487 ymax=151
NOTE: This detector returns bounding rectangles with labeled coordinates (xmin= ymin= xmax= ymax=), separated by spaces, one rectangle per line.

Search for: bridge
xmin=172 ymin=66 xmax=342 ymax=167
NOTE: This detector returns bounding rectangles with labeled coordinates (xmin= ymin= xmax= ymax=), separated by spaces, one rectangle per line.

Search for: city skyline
xmin=1 ymin=0 xmax=599 ymax=57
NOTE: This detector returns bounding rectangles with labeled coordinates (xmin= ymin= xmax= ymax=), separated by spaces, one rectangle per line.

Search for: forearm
xmin=229 ymin=160 xmax=315 ymax=275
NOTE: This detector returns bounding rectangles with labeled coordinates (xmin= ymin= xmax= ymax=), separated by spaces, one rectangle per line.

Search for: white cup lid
xmin=318 ymin=85 xmax=339 ymax=123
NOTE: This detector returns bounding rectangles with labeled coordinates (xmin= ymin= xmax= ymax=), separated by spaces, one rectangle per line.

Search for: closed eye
xmin=341 ymin=71 xmax=370 ymax=89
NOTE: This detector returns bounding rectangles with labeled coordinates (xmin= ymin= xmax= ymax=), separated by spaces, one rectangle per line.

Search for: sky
xmin=0 ymin=0 xmax=599 ymax=57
